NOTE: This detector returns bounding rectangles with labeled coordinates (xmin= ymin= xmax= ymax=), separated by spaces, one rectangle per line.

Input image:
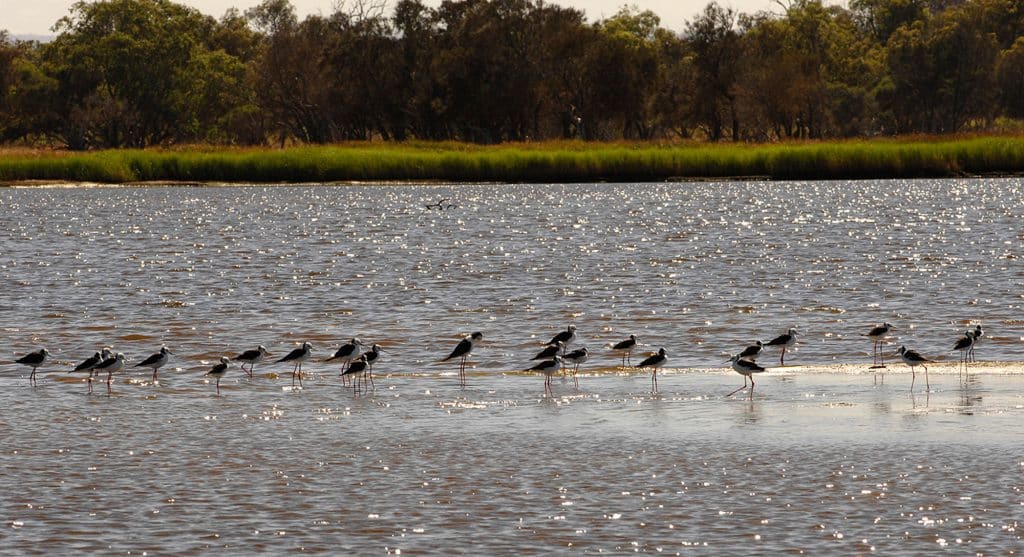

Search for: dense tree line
xmin=1 ymin=0 xmax=1023 ymax=149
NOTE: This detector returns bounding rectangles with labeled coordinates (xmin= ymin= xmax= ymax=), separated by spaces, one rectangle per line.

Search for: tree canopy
xmin=1 ymin=0 xmax=1023 ymax=149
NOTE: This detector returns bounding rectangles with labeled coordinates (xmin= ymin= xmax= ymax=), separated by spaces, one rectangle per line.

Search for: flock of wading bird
xmin=9 ymin=322 xmax=986 ymax=397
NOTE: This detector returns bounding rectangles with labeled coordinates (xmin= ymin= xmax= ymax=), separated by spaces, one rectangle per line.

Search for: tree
xmin=883 ymin=5 xmax=998 ymax=133
xmin=45 ymin=0 xmax=214 ymax=148
xmin=850 ymin=0 xmax=927 ymax=43
xmin=995 ymin=37 xmax=1024 ymax=118
xmin=592 ymin=7 xmax=662 ymax=139
xmin=685 ymin=2 xmax=742 ymax=141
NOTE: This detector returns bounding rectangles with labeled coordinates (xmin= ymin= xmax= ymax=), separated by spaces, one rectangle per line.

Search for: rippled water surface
xmin=1 ymin=180 xmax=1022 ymax=554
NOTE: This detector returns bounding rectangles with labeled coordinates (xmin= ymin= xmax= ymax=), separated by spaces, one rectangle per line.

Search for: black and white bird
xmin=72 ymin=349 xmax=107 ymax=374
xmin=205 ymin=357 xmax=229 ymax=396
xmin=15 ymin=348 xmax=50 ymax=386
xmin=341 ymin=355 xmax=370 ymax=394
xmin=531 ymin=341 xmax=564 ymax=362
xmin=442 ymin=332 xmax=482 ymax=386
xmin=361 ymin=344 xmax=383 ymax=389
xmin=562 ymin=346 xmax=589 ymax=388
xmin=863 ymin=323 xmax=893 ymax=368
xmin=726 ymin=355 xmax=767 ymax=398
xmin=327 ymin=338 xmax=364 ymax=387
xmin=135 ymin=346 xmax=172 ymax=383
xmin=232 ymin=345 xmax=270 ymax=378
xmin=612 ymin=334 xmax=638 ymax=366
xmin=952 ymin=330 xmax=975 ymax=379
xmin=528 ymin=355 xmax=562 ymax=395
xmin=95 ymin=352 xmax=127 ymax=395
xmin=276 ymin=342 xmax=313 ymax=387
xmin=897 ymin=345 xmax=932 ymax=391
xmin=326 ymin=338 xmax=363 ymax=370
xmin=765 ymin=328 xmax=798 ymax=366
xmin=72 ymin=347 xmax=112 ymax=394
xmin=546 ymin=325 xmax=577 ymax=350
xmin=636 ymin=347 xmax=667 ymax=393
xmin=969 ymin=324 xmax=983 ymax=362
xmin=737 ymin=340 xmax=764 ymax=361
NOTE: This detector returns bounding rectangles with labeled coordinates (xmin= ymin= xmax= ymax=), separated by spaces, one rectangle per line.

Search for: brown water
xmin=1 ymin=180 xmax=1022 ymax=553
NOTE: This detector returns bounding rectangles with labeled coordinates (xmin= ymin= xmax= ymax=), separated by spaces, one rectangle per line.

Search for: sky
xmin=4 ymin=0 xmax=848 ymax=36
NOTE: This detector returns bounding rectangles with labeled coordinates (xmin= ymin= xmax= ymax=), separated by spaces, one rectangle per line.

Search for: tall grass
xmin=1 ymin=136 xmax=1023 ymax=184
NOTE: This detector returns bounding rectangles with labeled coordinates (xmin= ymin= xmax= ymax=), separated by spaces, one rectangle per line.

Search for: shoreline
xmin=3 ymin=171 xmax=1023 ymax=188
xmin=2 ymin=136 xmax=1024 ymax=185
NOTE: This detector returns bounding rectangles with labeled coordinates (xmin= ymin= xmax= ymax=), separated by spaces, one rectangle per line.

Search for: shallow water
xmin=1 ymin=180 xmax=1022 ymax=553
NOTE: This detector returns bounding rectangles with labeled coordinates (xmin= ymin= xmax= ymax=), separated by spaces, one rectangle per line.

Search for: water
xmin=1 ymin=180 xmax=1022 ymax=554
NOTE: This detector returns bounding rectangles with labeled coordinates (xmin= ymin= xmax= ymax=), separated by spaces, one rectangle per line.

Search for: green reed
xmin=2 ymin=136 xmax=1023 ymax=184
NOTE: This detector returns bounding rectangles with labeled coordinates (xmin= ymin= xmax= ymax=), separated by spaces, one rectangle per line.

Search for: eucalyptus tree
xmin=43 ymin=0 xmax=217 ymax=148
xmin=738 ymin=0 xmax=879 ymax=140
xmin=684 ymin=2 xmax=743 ymax=141
xmin=0 ymin=33 xmax=57 ymax=143
xmin=995 ymin=37 xmax=1024 ymax=118
xmin=592 ymin=7 xmax=662 ymax=139
xmin=883 ymin=4 xmax=998 ymax=133
xmin=247 ymin=0 xmax=333 ymax=144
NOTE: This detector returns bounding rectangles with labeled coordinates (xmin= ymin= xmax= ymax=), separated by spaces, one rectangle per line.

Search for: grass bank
xmin=2 ymin=136 xmax=1023 ymax=184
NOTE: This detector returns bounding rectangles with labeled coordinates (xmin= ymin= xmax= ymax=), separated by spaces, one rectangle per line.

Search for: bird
xmin=612 ymin=334 xmax=638 ymax=366
xmin=562 ymin=346 xmax=589 ymax=388
xmin=969 ymin=324 xmax=983 ymax=362
xmin=897 ymin=346 xmax=932 ymax=391
xmin=135 ymin=346 xmax=172 ymax=383
xmin=546 ymin=325 xmax=577 ymax=347
xmin=531 ymin=341 xmax=564 ymax=362
xmin=425 ymin=198 xmax=455 ymax=210
xmin=528 ymin=355 xmax=562 ymax=395
xmin=726 ymin=355 xmax=767 ymax=398
xmin=205 ymin=357 xmax=229 ymax=395
xmin=72 ymin=347 xmax=112 ymax=394
xmin=326 ymin=338 xmax=363 ymax=368
xmin=95 ymin=352 xmax=127 ymax=395
xmin=442 ymin=332 xmax=482 ymax=386
xmin=341 ymin=355 xmax=370 ymax=394
xmin=546 ymin=325 xmax=577 ymax=350
xmin=737 ymin=340 xmax=764 ymax=361
xmin=952 ymin=330 xmax=975 ymax=379
xmin=326 ymin=338 xmax=364 ymax=385
xmin=765 ymin=328 xmax=798 ymax=365
xmin=636 ymin=347 xmax=667 ymax=393
xmin=863 ymin=323 xmax=893 ymax=368
xmin=15 ymin=348 xmax=50 ymax=386
xmin=232 ymin=345 xmax=270 ymax=378
xmin=361 ymin=344 xmax=383 ymax=389
xmin=276 ymin=342 xmax=313 ymax=388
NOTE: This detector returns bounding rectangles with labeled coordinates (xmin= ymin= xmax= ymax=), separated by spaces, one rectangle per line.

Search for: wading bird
xmin=726 ymin=355 xmax=767 ymax=398
xmin=765 ymin=328 xmax=798 ymax=366
xmin=72 ymin=348 xmax=112 ymax=394
xmin=442 ymin=332 xmax=482 ymax=386
xmin=636 ymin=348 xmax=667 ymax=393
xmin=233 ymin=345 xmax=270 ymax=378
xmin=863 ymin=323 xmax=893 ymax=368
xmin=612 ymin=334 xmax=638 ymax=366
xmin=96 ymin=352 xmax=127 ymax=395
xmin=135 ymin=346 xmax=172 ymax=383
xmin=898 ymin=345 xmax=932 ymax=391
xmin=277 ymin=342 xmax=313 ymax=388
xmin=546 ymin=325 xmax=577 ymax=351
xmin=15 ymin=348 xmax=49 ymax=386
xmin=562 ymin=346 xmax=589 ymax=388
xmin=529 ymin=355 xmax=562 ymax=395
xmin=205 ymin=357 xmax=229 ymax=395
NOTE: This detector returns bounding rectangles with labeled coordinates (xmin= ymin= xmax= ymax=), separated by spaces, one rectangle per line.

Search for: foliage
xmin=4 ymin=137 xmax=1024 ymax=183
xmin=0 ymin=0 xmax=1023 ymax=148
